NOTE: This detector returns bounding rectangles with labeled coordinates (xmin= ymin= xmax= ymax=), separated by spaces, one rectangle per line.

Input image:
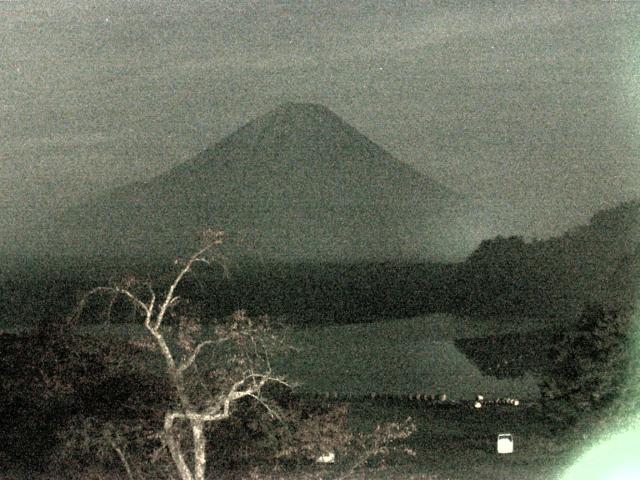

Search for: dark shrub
xmin=539 ymin=303 xmax=633 ymax=430
xmin=0 ymin=328 xmax=170 ymax=471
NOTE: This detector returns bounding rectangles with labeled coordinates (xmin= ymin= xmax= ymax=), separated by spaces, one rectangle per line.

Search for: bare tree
xmin=78 ymin=229 xmax=290 ymax=480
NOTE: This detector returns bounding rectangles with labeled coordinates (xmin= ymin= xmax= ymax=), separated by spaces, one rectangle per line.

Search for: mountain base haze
xmin=15 ymin=103 xmax=474 ymax=263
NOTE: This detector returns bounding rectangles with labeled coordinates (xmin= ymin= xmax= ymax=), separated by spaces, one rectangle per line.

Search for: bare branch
xmin=74 ymin=286 xmax=151 ymax=324
xmin=245 ymin=393 xmax=284 ymax=422
xmin=146 ymin=290 xmax=156 ymax=329
xmin=146 ymin=326 xmax=178 ymax=373
xmin=155 ymin=243 xmax=215 ymax=330
xmin=198 ymin=372 xmax=289 ymax=422
xmin=178 ymin=340 xmax=215 ymax=372
xmin=110 ymin=440 xmax=135 ymax=480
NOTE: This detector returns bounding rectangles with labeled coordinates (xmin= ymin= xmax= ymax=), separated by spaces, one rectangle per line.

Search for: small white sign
xmin=315 ymin=452 xmax=336 ymax=464
xmin=497 ymin=433 xmax=514 ymax=454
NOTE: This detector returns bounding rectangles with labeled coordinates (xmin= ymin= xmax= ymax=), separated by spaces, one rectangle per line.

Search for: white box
xmin=315 ymin=452 xmax=335 ymax=464
xmin=497 ymin=433 xmax=514 ymax=454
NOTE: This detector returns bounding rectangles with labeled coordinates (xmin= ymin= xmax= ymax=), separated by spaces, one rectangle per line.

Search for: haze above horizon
xmin=2 ymin=0 xmax=639 ymax=246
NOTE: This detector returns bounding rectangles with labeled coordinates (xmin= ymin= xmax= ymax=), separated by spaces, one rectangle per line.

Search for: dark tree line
xmin=2 ymin=200 xmax=638 ymax=328
xmin=450 ymin=199 xmax=639 ymax=318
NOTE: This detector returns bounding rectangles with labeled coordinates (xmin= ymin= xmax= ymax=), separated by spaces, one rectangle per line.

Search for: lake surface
xmin=4 ymin=313 xmax=547 ymax=399
xmin=281 ymin=315 xmax=542 ymax=399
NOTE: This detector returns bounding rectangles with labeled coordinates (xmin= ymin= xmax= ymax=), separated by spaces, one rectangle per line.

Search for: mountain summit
xmin=47 ymin=103 xmax=469 ymax=261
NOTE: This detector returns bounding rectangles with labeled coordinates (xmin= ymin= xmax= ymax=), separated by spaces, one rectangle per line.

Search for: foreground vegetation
xmin=0 ymin=380 xmax=583 ymax=480
xmin=3 ymin=303 xmax=632 ymax=479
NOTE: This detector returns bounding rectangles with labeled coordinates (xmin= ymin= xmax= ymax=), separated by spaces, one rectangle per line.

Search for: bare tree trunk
xmin=165 ymin=414 xmax=195 ymax=480
xmin=192 ymin=419 xmax=207 ymax=480
xmin=169 ymin=367 xmax=192 ymax=411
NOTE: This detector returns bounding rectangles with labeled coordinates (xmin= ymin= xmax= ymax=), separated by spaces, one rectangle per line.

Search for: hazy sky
xmin=2 ymin=0 xmax=640 ymax=243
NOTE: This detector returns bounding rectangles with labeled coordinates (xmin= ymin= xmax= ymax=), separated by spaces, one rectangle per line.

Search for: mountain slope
xmin=45 ymin=103 xmax=470 ymax=261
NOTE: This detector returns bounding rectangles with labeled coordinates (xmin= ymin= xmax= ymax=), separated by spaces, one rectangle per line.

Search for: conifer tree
xmin=540 ymin=303 xmax=632 ymax=429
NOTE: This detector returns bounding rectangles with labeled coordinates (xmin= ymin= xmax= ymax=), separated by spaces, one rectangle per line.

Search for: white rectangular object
xmin=497 ymin=433 xmax=514 ymax=454
xmin=315 ymin=452 xmax=335 ymax=464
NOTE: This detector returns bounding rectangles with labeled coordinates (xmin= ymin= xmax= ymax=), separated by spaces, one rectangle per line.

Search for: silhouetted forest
xmin=451 ymin=199 xmax=639 ymax=317
xmin=2 ymin=200 xmax=638 ymax=328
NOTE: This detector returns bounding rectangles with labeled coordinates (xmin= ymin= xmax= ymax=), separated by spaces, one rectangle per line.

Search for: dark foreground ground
xmin=1 ymin=399 xmax=579 ymax=480
xmin=345 ymin=400 xmax=573 ymax=480
xmin=0 ymin=327 xmax=581 ymax=480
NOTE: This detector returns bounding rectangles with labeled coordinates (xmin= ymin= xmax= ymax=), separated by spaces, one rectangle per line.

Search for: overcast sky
xmin=2 ymin=0 xmax=639 ymax=243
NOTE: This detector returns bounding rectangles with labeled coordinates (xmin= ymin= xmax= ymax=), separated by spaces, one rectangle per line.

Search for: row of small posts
xmin=305 ymin=391 xmax=450 ymax=403
xmin=304 ymin=392 xmax=522 ymax=407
